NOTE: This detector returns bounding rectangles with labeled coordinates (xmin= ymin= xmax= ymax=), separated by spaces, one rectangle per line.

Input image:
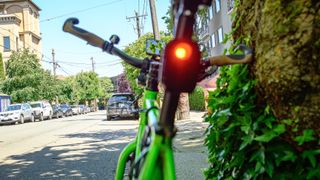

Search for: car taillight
xmin=161 ymin=39 xmax=201 ymax=92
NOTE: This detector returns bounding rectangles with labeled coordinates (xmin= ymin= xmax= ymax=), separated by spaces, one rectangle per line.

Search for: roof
xmin=0 ymin=0 xmax=41 ymax=11
xmin=9 ymin=103 xmax=22 ymax=105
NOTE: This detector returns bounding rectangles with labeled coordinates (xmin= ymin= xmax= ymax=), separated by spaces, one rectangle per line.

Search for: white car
xmin=0 ymin=103 xmax=34 ymax=124
xmin=30 ymin=101 xmax=53 ymax=121
xmin=70 ymin=105 xmax=81 ymax=115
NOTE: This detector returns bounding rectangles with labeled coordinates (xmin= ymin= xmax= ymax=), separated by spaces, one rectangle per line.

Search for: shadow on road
xmin=0 ymin=128 xmax=136 ymax=179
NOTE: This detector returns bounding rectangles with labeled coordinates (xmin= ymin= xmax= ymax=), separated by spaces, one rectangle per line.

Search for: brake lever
xmin=197 ymin=60 xmax=218 ymax=82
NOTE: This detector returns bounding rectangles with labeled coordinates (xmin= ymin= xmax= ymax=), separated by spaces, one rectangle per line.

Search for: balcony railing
xmin=199 ymin=26 xmax=209 ymax=40
xmin=0 ymin=14 xmax=21 ymax=25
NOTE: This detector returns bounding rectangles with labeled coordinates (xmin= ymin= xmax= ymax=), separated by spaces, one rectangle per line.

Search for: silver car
xmin=71 ymin=105 xmax=81 ymax=115
xmin=0 ymin=103 xmax=34 ymax=124
xmin=30 ymin=101 xmax=53 ymax=121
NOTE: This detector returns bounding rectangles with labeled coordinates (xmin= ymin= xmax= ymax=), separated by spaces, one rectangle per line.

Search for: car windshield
xmin=7 ymin=105 xmax=21 ymax=111
xmin=60 ymin=104 xmax=69 ymax=108
xmin=110 ymin=95 xmax=134 ymax=102
xmin=71 ymin=105 xmax=77 ymax=108
xmin=30 ymin=103 xmax=41 ymax=108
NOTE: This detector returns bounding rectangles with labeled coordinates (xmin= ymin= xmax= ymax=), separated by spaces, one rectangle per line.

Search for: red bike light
xmin=161 ymin=39 xmax=201 ymax=92
xmin=173 ymin=42 xmax=192 ymax=60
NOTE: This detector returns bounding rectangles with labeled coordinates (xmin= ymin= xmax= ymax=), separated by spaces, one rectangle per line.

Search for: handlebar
xmin=63 ymin=18 xmax=143 ymax=68
xmin=63 ymin=18 xmax=253 ymax=76
xmin=197 ymin=44 xmax=253 ymax=81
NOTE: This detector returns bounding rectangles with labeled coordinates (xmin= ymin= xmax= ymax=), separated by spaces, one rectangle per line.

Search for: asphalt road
xmin=0 ymin=111 xmax=207 ymax=180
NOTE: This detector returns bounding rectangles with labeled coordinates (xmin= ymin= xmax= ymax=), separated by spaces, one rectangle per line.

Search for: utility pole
xmin=52 ymin=48 xmax=58 ymax=105
xmin=52 ymin=49 xmax=56 ymax=78
xmin=126 ymin=11 xmax=147 ymax=38
xmin=91 ymin=57 xmax=95 ymax=72
xmin=149 ymin=0 xmax=160 ymax=40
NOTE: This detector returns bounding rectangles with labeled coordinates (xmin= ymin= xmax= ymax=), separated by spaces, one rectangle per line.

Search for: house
xmin=0 ymin=0 xmax=41 ymax=62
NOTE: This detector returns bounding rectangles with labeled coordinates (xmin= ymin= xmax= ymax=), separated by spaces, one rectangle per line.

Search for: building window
xmin=217 ymin=27 xmax=223 ymax=44
xmin=210 ymin=33 xmax=216 ymax=48
xmin=206 ymin=42 xmax=210 ymax=55
xmin=208 ymin=6 xmax=213 ymax=20
xmin=3 ymin=36 xmax=10 ymax=51
xmin=215 ymin=0 xmax=221 ymax=13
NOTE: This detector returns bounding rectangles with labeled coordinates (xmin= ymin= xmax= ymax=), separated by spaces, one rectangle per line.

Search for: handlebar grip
xmin=208 ymin=54 xmax=252 ymax=66
xmin=63 ymin=18 xmax=105 ymax=49
xmin=207 ymin=44 xmax=253 ymax=66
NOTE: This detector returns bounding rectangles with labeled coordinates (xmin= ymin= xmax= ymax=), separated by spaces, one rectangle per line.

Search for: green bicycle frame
xmin=138 ymin=97 xmax=175 ymax=180
xmin=115 ymin=90 xmax=176 ymax=180
xmin=115 ymin=90 xmax=175 ymax=180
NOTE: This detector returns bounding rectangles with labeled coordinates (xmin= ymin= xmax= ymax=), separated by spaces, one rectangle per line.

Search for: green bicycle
xmin=63 ymin=0 xmax=252 ymax=179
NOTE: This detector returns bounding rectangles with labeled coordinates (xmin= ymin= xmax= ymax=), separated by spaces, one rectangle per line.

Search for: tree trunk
xmin=235 ymin=0 xmax=320 ymax=146
xmin=176 ymin=93 xmax=190 ymax=120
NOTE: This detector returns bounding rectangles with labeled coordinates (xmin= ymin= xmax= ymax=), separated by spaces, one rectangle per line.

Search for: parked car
xmin=30 ymin=101 xmax=53 ymax=121
xmin=60 ymin=104 xmax=73 ymax=117
xmin=106 ymin=93 xmax=139 ymax=120
xmin=71 ymin=105 xmax=81 ymax=115
xmin=89 ymin=105 xmax=97 ymax=112
xmin=84 ymin=105 xmax=91 ymax=114
xmin=79 ymin=105 xmax=86 ymax=114
xmin=52 ymin=105 xmax=63 ymax=118
xmin=0 ymin=103 xmax=34 ymax=124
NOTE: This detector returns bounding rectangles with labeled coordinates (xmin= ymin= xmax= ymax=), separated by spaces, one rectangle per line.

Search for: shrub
xmin=189 ymin=86 xmax=205 ymax=111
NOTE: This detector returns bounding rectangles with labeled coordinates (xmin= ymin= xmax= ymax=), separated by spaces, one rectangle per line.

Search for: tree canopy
xmin=100 ymin=76 xmax=114 ymax=99
xmin=74 ymin=71 xmax=103 ymax=102
xmin=1 ymin=49 xmax=57 ymax=102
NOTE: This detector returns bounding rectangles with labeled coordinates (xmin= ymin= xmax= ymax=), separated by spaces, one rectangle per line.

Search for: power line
xmin=40 ymin=0 xmax=126 ymax=23
xmin=52 ymin=50 xmax=102 ymax=55
xmin=95 ymin=61 xmax=122 ymax=69
xmin=56 ymin=64 xmax=71 ymax=75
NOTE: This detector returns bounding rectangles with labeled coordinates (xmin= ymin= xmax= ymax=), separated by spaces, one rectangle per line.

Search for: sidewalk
xmin=173 ymin=111 xmax=208 ymax=180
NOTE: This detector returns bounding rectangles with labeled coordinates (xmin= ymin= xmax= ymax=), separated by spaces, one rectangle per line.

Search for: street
xmin=0 ymin=111 xmax=208 ymax=179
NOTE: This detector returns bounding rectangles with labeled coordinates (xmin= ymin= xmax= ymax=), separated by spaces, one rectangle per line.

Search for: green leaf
xmin=239 ymin=135 xmax=253 ymax=150
xmin=307 ymin=166 xmax=320 ymax=179
xmin=276 ymin=151 xmax=297 ymax=165
xmin=265 ymin=105 xmax=270 ymax=114
xmin=264 ymin=116 xmax=276 ymax=129
xmin=295 ymin=129 xmax=316 ymax=145
xmin=265 ymin=159 xmax=274 ymax=177
xmin=254 ymin=124 xmax=285 ymax=142
xmin=273 ymin=124 xmax=286 ymax=134
xmin=302 ymin=149 xmax=320 ymax=168
xmin=250 ymin=148 xmax=265 ymax=164
xmin=255 ymin=131 xmax=277 ymax=142
xmin=240 ymin=125 xmax=250 ymax=134
xmin=283 ymin=119 xmax=293 ymax=126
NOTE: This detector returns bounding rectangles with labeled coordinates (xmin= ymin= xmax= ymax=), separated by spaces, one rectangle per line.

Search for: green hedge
xmin=189 ymin=86 xmax=205 ymax=111
xmin=204 ymin=64 xmax=320 ymax=179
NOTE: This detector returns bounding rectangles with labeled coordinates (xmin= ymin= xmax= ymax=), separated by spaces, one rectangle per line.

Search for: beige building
xmin=198 ymin=0 xmax=234 ymax=56
xmin=0 ymin=0 xmax=41 ymax=62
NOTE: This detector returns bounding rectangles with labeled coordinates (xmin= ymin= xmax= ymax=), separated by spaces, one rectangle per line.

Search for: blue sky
xmin=32 ymin=0 xmax=170 ymax=77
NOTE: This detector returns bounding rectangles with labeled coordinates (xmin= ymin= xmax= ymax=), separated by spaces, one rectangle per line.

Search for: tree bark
xmin=176 ymin=93 xmax=190 ymax=120
xmin=235 ymin=0 xmax=320 ymax=145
